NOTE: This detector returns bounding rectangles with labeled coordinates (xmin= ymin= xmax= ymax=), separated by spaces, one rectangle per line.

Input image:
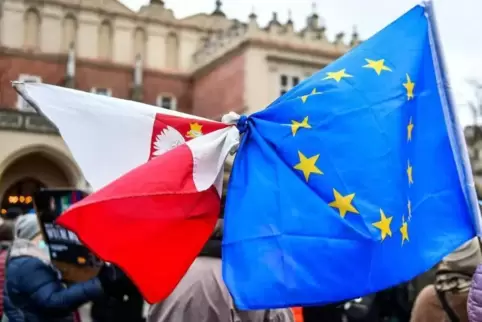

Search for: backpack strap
xmin=434 ymin=288 xmax=459 ymax=322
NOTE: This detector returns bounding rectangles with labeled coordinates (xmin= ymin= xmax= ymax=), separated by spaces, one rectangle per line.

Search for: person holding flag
xmin=3 ymin=215 xmax=130 ymax=322
xmin=13 ymin=0 xmax=481 ymax=314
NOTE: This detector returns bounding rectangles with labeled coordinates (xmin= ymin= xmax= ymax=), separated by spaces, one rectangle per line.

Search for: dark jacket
xmin=0 ymin=242 xmax=11 ymax=318
xmin=3 ymin=238 xmax=104 ymax=322
xmin=91 ymin=295 xmax=145 ymax=322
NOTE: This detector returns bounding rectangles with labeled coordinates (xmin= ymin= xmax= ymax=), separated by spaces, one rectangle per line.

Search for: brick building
xmin=0 ymin=0 xmax=358 ymax=213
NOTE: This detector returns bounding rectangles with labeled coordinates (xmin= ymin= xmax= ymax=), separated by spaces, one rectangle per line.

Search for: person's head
xmin=443 ymin=237 xmax=482 ymax=274
xmin=14 ymin=214 xmax=41 ymax=242
xmin=4 ymin=207 xmax=23 ymax=221
xmin=0 ymin=218 xmax=14 ymax=242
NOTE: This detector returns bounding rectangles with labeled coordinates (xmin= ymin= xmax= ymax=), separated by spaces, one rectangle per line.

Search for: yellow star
xmin=372 ymin=209 xmax=393 ymax=241
xmin=291 ymin=116 xmax=311 ymax=136
xmin=328 ymin=189 xmax=359 ymax=218
xmin=293 ymin=151 xmax=323 ymax=182
xmin=323 ymin=69 xmax=353 ymax=82
xmin=301 ymin=88 xmax=318 ymax=103
xmin=403 ymin=74 xmax=415 ymax=100
xmin=363 ymin=59 xmax=392 ymax=75
xmin=400 ymin=220 xmax=409 ymax=245
xmin=407 ymin=117 xmax=414 ymax=142
xmin=407 ymin=160 xmax=413 ymax=185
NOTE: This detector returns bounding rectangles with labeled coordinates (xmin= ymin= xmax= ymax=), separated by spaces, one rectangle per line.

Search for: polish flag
xmin=17 ymin=83 xmax=240 ymax=303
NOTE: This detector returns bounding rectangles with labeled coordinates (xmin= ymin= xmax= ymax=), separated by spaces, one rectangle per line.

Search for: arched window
xmin=165 ymin=32 xmax=179 ymax=69
xmin=98 ymin=20 xmax=113 ymax=60
xmin=156 ymin=94 xmax=177 ymax=110
xmin=1 ymin=178 xmax=45 ymax=215
xmin=24 ymin=8 xmax=41 ymax=50
xmin=62 ymin=14 xmax=77 ymax=52
xmin=133 ymin=27 xmax=146 ymax=62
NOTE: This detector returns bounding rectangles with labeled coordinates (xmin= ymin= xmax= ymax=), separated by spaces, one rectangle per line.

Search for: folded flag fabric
xmin=17 ymin=83 xmax=239 ymax=303
xmin=222 ymin=3 xmax=481 ymax=309
xmin=18 ymin=84 xmax=227 ymax=191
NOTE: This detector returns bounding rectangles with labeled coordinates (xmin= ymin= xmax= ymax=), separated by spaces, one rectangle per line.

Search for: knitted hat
xmin=14 ymin=215 xmax=41 ymax=240
xmin=443 ymin=237 xmax=482 ymax=274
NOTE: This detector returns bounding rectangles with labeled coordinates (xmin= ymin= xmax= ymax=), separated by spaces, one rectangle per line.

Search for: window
xmin=98 ymin=20 xmax=113 ymax=60
xmin=165 ymin=32 xmax=179 ymax=69
xmin=279 ymin=74 xmax=302 ymax=97
xmin=90 ymin=88 xmax=112 ymax=96
xmin=133 ymin=27 xmax=146 ymax=62
xmin=156 ymin=95 xmax=177 ymax=110
xmin=62 ymin=15 xmax=77 ymax=53
xmin=24 ymin=8 xmax=41 ymax=50
xmin=17 ymin=74 xmax=42 ymax=111
xmin=280 ymin=75 xmax=288 ymax=87
xmin=292 ymin=76 xmax=300 ymax=86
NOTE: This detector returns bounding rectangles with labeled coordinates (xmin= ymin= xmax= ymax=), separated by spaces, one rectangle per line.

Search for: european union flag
xmin=223 ymin=3 xmax=481 ymax=309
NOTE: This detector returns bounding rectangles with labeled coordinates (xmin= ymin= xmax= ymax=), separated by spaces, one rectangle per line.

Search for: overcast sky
xmin=122 ymin=0 xmax=481 ymax=125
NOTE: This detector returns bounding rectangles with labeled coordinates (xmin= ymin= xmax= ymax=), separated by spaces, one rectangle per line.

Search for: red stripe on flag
xmin=57 ymin=144 xmax=220 ymax=303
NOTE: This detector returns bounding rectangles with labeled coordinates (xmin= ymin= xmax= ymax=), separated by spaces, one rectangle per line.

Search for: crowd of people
xmin=1 ymin=203 xmax=482 ymax=321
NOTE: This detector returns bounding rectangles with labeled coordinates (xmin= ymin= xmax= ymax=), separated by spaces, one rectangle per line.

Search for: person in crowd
xmin=148 ymin=217 xmax=295 ymax=322
xmin=468 ymin=256 xmax=482 ymax=322
xmin=2 ymin=214 xmax=124 ymax=322
xmin=302 ymin=303 xmax=345 ymax=322
xmin=411 ymin=237 xmax=481 ymax=322
xmin=0 ymin=217 xmax=14 ymax=319
xmin=2 ymin=208 xmax=22 ymax=221
xmin=0 ymin=218 xmax=14 ymax=243
xmin=90 ymin=275 xmax=146 ymax=322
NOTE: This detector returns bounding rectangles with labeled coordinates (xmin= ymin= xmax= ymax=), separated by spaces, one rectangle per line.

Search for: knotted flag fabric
xmin=15 ymin=1 xmax=480 ymax=309
xmin=222 ymin=3 xmax=481 ymax=309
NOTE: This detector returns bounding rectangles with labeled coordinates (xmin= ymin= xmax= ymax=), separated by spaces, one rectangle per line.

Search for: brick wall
xmin=192 ymin=52 xmax=245 ymax=119
xmin=0 ymin=51 xmax=192 ymax=113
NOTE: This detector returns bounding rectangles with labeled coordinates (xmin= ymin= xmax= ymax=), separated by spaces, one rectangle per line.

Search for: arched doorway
xmin=0 ymin=151 xmax=75 ymax=215
xmin=0 ymin=178 xmax=45 ymax=215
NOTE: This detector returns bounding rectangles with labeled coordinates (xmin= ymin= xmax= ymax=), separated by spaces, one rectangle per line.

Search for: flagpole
xmin=424 ymin=1 xmax=482 ymax=235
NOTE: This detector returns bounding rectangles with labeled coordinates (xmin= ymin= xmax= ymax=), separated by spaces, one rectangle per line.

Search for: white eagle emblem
xmin=152 ymin=125 xmax=186 ymax=157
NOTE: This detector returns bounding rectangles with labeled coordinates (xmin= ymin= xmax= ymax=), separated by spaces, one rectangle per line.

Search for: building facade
xmin=0 ymin=0 xmax=359 ymax=214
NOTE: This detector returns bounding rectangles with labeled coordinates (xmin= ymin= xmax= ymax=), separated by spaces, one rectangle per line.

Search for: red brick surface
xmin=0 ymin=52 xmax=192 ymax=113
xmin=192 ymin=53 xmax=245 ymax=119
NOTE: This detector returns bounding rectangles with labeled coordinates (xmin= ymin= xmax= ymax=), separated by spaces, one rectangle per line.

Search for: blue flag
xmin=223 ymin=3 xmax=480 ymax=309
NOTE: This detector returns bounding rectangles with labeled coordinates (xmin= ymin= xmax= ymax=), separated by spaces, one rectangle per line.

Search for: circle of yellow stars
xmin=290 ymin=58 xmax=415 ymax=245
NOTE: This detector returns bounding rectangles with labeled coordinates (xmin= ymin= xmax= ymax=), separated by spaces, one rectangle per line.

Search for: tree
xmin=465 ymin=80 xmax=482 ymax=189
xmin=468 ymin=80 xmax=482 ymax=125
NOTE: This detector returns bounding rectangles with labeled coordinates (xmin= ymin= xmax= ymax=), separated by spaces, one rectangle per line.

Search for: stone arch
xmin=165 ymin=32 xmax=179 ymax=69
xmin=62 ymin=13 xmax=78 ymax=52
xmin=133 ymin=27 xmax=146 ymax=62
xmin=24 ymin=7 xmax=41 ymax=50
xmin=0 ymin=178 xmax=45 ymax=214
xmin=0 ymin=145 xmax=83 ymax=205
xmin=98 ymin=20 xmax=113 ymax=60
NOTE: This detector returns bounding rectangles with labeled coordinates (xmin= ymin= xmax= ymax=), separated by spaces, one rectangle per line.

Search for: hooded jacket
xmin=468 ymin=265 xmax=482 ymax=322
xmin=3 ymin=238 xmax=104 ymax=322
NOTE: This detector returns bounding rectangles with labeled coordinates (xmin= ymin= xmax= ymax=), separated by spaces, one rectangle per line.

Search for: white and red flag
xmin=16 ymin=83 xmax=239 ymax=303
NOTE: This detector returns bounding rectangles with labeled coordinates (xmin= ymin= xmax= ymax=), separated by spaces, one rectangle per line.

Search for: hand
xmin=98 ymin=263 xmax=138 ymax=300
